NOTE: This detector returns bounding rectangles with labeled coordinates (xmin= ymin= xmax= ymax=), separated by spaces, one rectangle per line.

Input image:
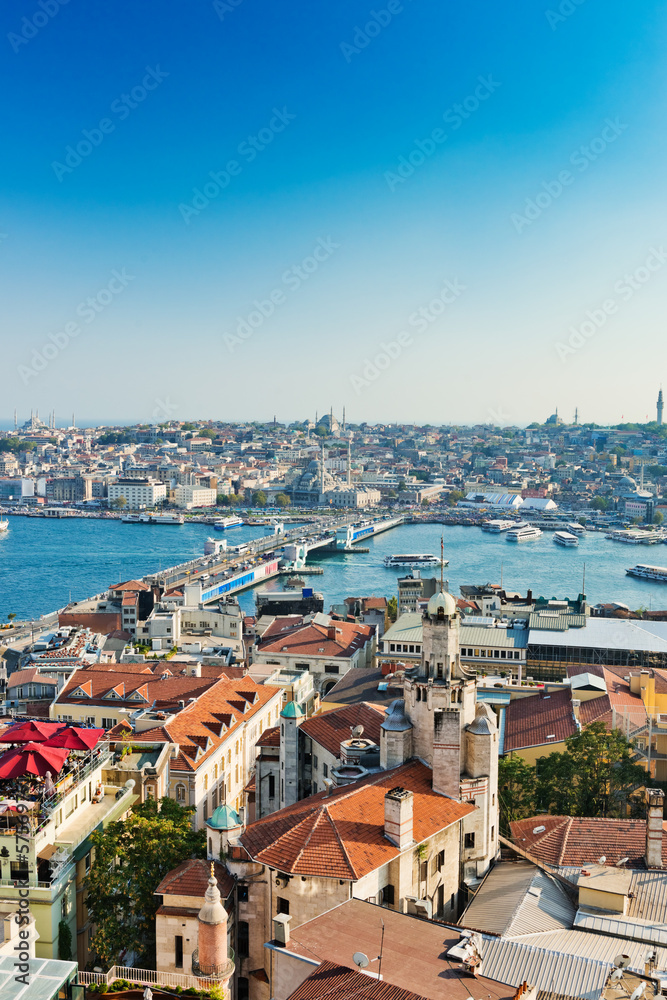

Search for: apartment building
xmin=107 ymin=478 xmax=167 ymax=508
xmin=174 ymin=485 xmax=217 ymax=508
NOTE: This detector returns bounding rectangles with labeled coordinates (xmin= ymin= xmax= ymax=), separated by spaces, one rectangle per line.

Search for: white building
xmin=321 ymin=486 xmax=382 ymax=508
xmin=174 ymin=485 xmax=218 ymax=508
xmin=108 ymin=478 xmax=167 ymax=508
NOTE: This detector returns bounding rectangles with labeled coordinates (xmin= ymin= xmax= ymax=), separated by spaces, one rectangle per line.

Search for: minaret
xmin=658 ymin=389 xmax=664 ymax=426
xmin=320 ymin=444 xmax=325 ymax=497
xmin=342 ymin=406 xmax=346 ymax=432
xmin=279 ymin=702 xmax=304 ymax=807
xmin=347 ymin=441 xmax=351 ymax=486
xmin=193 ymin=863 xmax=233 ymax=991
xmin=574 ymin=407 xmax=578 ymax=426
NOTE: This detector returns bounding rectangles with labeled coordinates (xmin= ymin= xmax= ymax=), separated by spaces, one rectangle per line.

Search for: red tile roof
xmin=111 ymin=579 xmax=151 ymax=592
xmin=503 ymin=689 xmax=577 ymax=751
xmin=256 ymin=725 xmax=280 ymax=748
xmin=258 ymin=619 xmax=374 ymax=659
xmin=510 ymin=815 xmax=667 ymax=868
xmin=301 ymin=703 xmax=384 ymax=757
xmin=56 ymin=667 xmax=218 ymax=711
xmin=286 ymin=962 xmax=427 ymax=1000
xmin=154 ymin=859 xmax=233 ymax=900
xmin=241 ymin=760 xmax=473 ymax=880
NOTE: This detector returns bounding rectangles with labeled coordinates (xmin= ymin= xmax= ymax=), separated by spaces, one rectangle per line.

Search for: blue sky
xmin=2 ymin=0 xmax=667 ymax=427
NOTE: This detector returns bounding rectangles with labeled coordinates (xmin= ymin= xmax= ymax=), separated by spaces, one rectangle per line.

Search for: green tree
xmin=446 ymin=490 xmax=465 ymax=506
xmin=275 ymin=492 xmax=291 ymax=508
xmin=498 ymin=754 xmax=538 ymax=835
xmin=387 ymin=596 xmax=398 ymax=622
xmin=110 ymin=497 xmax=127 ymax=510
xmin=590 ymin=497 xmax=609 ymax=511
xmin=58 ymin=920 xmax=73 ymax=961
xmin=654 ymin=511 xmax=664 ymax=525
xmin=7 ymin=613 xmax=16 ymax=623
xmin=85 ymin=797 xmax=204 ymax=967
xmin=252 ymin=490 xmax=267 ymax=507
xmin=216 ymin=494 xmax=230 ymax=506
xmin=536 ymin=722 xmax=646 ymax=818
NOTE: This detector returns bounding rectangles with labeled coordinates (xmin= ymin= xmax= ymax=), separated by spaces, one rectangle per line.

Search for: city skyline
xmin=3 ymin=0 xmax=667 ymax=424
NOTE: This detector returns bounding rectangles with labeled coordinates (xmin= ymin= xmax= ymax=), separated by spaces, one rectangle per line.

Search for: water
xmin=1 ymin=518 xmax=666 ymax=621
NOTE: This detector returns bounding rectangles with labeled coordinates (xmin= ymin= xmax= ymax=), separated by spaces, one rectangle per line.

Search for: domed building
xmin=288 ymin=456 xmax=336 ymax=505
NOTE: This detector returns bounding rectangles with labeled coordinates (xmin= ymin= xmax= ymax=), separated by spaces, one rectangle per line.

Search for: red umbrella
xmin=0 ymin=742 xmax=69 ymax=778
xmin=0 ymin=721 xmax=66 ymax=743
xmin=43 ymin=728 xmax=105 ymax=751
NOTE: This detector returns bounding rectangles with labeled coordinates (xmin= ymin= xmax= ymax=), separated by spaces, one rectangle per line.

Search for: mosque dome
xmin=280 ymin=701 xmax=304 ymax=719
xmin=207 ymin=805 xmax=242 ymax=831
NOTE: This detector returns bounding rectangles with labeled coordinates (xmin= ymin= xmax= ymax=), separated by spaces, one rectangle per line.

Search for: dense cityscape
xmin=2 ymin=405 xmax=667 ymax=1000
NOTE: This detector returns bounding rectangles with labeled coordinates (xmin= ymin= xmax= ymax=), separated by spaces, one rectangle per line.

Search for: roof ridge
xmin=558 ymin=817 xmax=572 ymax=865
xmin=322 ymin=805 xmax=358 ymax=879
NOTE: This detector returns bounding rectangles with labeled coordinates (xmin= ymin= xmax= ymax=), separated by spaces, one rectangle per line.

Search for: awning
xmin=37 ymin=844 xmax=58 ymax=861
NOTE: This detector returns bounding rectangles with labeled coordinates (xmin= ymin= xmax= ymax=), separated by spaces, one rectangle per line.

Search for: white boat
xmin=626 ymin=564 xmax=667 ymax=582
xmin=481 ymin=519 xmax=518 ymax=533
xmin=0 ymin=518 xmax=8 ymax=532
xmin=384 ymin=554 xmax=443 ymax=568
xmin=554 ymin=531 xmax=579 ymax=547
xmin=606 ymin=529 xmax=659 ymax=544
xmin=507 ymin=525 xmax=542 ymax=542
xmin=566 ymin=522 xmax=586 ymax=535
xmin=214 ymin=516 xmax=244 ymax=531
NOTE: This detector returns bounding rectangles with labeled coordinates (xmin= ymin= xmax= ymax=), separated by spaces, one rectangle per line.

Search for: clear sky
xmin=2 ymin=0 xmax=667 ymax=428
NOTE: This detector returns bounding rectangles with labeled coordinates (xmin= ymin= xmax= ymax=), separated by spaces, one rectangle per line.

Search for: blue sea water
xmin=1 ymin=517 xmax=666 ymax=621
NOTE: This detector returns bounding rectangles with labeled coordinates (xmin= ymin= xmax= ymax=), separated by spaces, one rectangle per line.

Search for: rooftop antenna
xmin=500 ymin=561 xmax=503 ymax=590
xmin=582 ymin=562 xmax=586 ymax=596
xmin=377 ymin=919 xmax=385 ymax=979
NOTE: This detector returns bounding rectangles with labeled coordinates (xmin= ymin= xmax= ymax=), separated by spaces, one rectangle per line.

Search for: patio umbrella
xmin=43 ymin=727 xmax=105 ymax=751
xmin=0 ymin=721 xmax=66 ymax=744
xmin=0 ymin=742 xmax=69 ymax=778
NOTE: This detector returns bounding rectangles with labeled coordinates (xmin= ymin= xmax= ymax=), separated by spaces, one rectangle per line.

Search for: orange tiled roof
xmin=258 ymin=619 xmax=374 ymax=659
xmin=56 ymin=667 xmax=218 ymax=711
xmin=241 ymin=760 xmax=473 ymax=880
xmin=503 ymin=689 xmax=577 ymax=751
xmin=256 ymin=725 xmax=280 ymax=748
xmin=300 ymin=703 xmax=384 ymax=757
xmin=510 ymin=815 xmax=667 ymax=868
xmin=155 ymin=859 xmax=233 ymax=900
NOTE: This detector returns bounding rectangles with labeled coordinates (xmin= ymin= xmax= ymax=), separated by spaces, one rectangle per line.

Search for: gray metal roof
xmin=558 ymin=867 xmax=667 ymax=924
xmin=528 ymin=617 xmax=667 ymax=652
xmin=529 ymin=613 xmax=588 ymax=632
xmin=574 ymin=908 xmax=667 ymax=949
xmin=459 ymin=627 xmax=528 ymax=649
xmin=473 ymin=934 xmax=610 ymax=1000
xmin=382 ymin=613 xmax=423 ymax=644
xmin=460 ymin=861 xmax=575 ymax=937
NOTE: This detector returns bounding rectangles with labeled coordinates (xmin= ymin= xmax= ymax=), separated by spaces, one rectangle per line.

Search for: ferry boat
xmin=506 ymin=525 xmax=542 ymax=543
xmin=213 ymin=516 xmax=244 ymax=531
xmin=626 ymin=564 xmax=667 ymax=583
xmin=0 ymin=518 xmax=8 ymax=532
xmin=566 ymin=522 xmax=586 ymax=535
xmin=553 ymin=531 xmax=579 ymax=547
xmin=121 ymin=513 xmax=184 ymax=525
xmin=482 ymin=519 xmax=517 ymax=533
xmin=384 ymin=554 xmax=442 ymax=568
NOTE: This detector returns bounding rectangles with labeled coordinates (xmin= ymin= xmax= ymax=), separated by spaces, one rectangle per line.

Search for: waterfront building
xmin=174 ymin=485 xmax=217 ymax=508
xmin=320 ymin=486 xmax=381 ymax=508
xmin=0 ymin=478 xmax=35 ymax=501
xmin=107 ymin=477 xmax=167 ymax=508
xmin=397 ymin=572 xmax=438 ymax=616
xmin=44 ymin=476 xmax=92 ymax=503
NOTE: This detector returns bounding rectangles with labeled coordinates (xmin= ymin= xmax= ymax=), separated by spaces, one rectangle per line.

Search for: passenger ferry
xmin=626 ymin=564 xmax=667 ymax=583
xmin=0 ymin=518 xmax=8 ymax=532
xmin=213 ymin=516 xmax=244 ymax=531
xmin=553 ymin=531 xmax=579 ymax=547
xmin=566 ymin=522 xmax=586 ymax=535
xmin=384 ymin=553 xmax=442 ymax=568
xmin=481 ymin=519 xmax=518 ymax=533
xmin=506 ymin=525 xmax=542 ymax=543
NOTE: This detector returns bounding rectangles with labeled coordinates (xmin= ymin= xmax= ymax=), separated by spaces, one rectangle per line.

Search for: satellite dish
xmin=630 ymin=984 xmax=646 ymax=1000
xmin=615 ymin=955 xmax=631 ymax=969
xmin=617 ymin=857 xmax=629 ymax=866
xmin=532 ymin=825 xmax=546 ymax=835
xmin=598 ymin=856 xmax=606 ymax=865
xmin=611 ymin=970 xmax=624 ymax=983
xmin=353 ymin=953 xmax=370 ymax=969
xmin=351 ymin=725 xmax=364 ymax=738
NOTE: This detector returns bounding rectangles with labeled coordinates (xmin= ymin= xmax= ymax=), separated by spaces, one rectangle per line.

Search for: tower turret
xmin=279 ymin=701 xmax=304 ymax=808
xmin=192 ymin=864 xmax=234 ymax=991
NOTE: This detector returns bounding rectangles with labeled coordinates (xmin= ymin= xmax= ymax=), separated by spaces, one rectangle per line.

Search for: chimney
xmin=646 ymin=788 xmax=664 ymax=868
xmin=273 ymin=913 xmax=291 ymax=946
xmin=327 ymin=626 xmax=337 ymax=641
xmin=384 ymin=787 xmax=413 ymax=849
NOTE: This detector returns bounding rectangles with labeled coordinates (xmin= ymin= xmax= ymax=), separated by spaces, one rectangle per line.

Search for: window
xmin=203 ymin=801 xmax=208 ymax=821
xmin=212 ymin=788 xmax=218 ymax=809
xmin=322 ymin=763 xmax=328 ymax=778
xmin=276 ymin=896 xmax=290 ymax=915
xmin=176 ymin=784 xmax=186 ymax=802
xmin=101 ymin=717 xmax=114 ymax=730
xmin=432 ymin=850 xmax=445 ymax=873
xmin=324 ymin=664 xmax=338 ymax=674
xmin=238 ymin=884 xmax=249 ymax=902
xmin=491 ymin=826 xmax=495 ymax=841
xmin=312 ymin=782 xmax=317 ymax=794
xmin=174 ymin=936 xmax=183 ymax=969
xmin=381 ymin=884 xmax=394 ymax=906
xmin=268 ymin=774 xmax=275 ymax=798
xmin=238 ymin=978 xmax=249 ymax=1000
xmin=85 ymin=852 xmax=91 ymax=871
xmin=11 ymin=860 xmax=29 ymax=881
xmin=295 ymin=662 xmax=309 ymax=671
xmin=419 ymin=861 xmax=427 ymax=881
xmin=238 ymin=921 xmax=249 ymax=957
xmin=312 ymin=755 xmax=318 ymax=770
xmin=464 ymin=832 xmax=475 ymax=849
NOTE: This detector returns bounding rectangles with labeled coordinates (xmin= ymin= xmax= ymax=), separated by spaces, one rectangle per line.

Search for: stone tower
xmin=279 ymin=701 xmax=304 ymax=808
xmin=380 ymin=699 xmax=413 ymax=769
xmin=193 ymin=864 xmax=234 ymax=992
xmin=658 ymin=388 xmax=664 ymax=427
